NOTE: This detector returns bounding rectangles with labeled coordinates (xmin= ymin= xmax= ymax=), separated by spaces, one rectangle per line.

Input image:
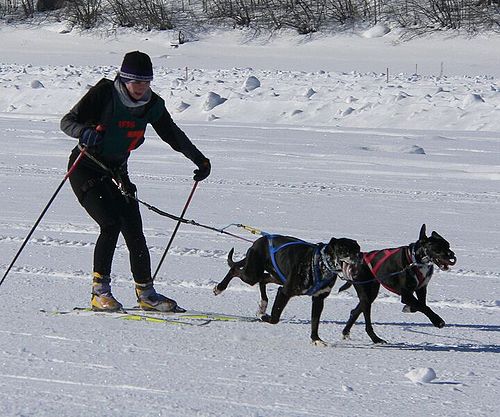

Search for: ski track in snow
xmin=2 ymin=162 xmax=499 ymax=203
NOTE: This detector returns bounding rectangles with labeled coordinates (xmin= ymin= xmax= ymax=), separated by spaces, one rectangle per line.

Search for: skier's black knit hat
xmin=119 ymin=51 xmax=153 ymax=82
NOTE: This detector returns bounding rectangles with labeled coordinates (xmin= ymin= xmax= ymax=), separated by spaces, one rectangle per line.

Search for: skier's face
xmin=125 ymin=80 xmax=151 ymax=100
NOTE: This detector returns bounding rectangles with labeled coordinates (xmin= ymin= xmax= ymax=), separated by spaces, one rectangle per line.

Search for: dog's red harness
xmin=363 ymin=249 xmax=400 ymax=276
xmin=363 ymin=247 xmax=431 ymax=294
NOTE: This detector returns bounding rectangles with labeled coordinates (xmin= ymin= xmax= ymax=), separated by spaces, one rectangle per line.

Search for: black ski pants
xmin=68 ymin=152 xmax=151 ymax=284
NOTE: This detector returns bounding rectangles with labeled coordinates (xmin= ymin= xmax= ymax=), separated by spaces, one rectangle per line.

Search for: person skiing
xmin=60 ymin=51 xmax=211 ymax=312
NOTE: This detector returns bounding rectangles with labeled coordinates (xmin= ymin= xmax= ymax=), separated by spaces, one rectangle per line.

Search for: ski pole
xmin=0 ymin=145 xmax=87 ymax=288
xmin=152 ymin=181 xmax=199 ymax=279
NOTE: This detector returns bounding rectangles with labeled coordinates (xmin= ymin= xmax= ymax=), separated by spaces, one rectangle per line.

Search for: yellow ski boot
xmin=90 ymin=272 xmax=123 ymax=312
xmin=135 ymin=282 xmax=177 ymax=312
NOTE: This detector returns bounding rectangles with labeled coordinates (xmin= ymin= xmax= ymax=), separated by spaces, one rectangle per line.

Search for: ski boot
xmin=135 ymin=281 xmax=178 ymax=312
xmin=91 ymin=272 xmax=123 ymax=312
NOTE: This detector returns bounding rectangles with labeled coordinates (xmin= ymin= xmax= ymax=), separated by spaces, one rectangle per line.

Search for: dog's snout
xmin=340 ymin=254 xmax=362 ymax=265
xmin=343 ymin=262 xmax=360 ymax=280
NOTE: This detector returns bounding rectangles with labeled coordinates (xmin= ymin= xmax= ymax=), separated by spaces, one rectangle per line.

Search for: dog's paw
xmin=260 ymin=314 xmax=278 ymax=324
xmin=435 ymin=319 xmax=446 ymax=328
xmin=372 ymin=337 xmax=387 ymax=344
xmin=430 ymin=314 xmax=445 ymax=328
xmin=260 ymin=314 xmax=271 ymax=323
xmin=311 ymin=339 xmax=328 ymax=347
xmin=213 ymin=285 xmax=222 ymax=296
xmin=342 ymin=332 xmax=351 ymax=340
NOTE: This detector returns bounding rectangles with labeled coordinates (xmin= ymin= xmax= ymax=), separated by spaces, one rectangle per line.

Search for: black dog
xmin=339 ymin=224 xmax=456 ymax=344
xmin=214 ymin=234 xmax=362 ymax=345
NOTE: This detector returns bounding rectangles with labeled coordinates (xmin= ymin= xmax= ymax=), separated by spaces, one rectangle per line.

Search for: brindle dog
xmin=214 ymin=234 xmax=362 ymax=345
xmin=339 ymin=224 xmax=456 ymax=344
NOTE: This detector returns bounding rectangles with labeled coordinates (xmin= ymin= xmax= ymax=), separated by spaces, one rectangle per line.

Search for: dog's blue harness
xmin=265 ymin=234 xmax=338 ymax=296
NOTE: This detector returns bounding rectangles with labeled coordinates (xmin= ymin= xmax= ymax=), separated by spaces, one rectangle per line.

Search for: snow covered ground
xmin=0 ymin=24 xmax=499 ymax=416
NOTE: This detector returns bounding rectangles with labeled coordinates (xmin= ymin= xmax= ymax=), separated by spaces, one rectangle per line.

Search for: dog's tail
xmin=227 ymin=248 xmax=236 ymax=267
xmin=227 ymin=248 xmax=246 ymax=269
xmin=338 ymin=282 xmax=352 ymax=293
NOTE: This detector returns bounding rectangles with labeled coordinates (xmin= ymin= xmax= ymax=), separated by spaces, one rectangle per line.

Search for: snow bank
xmin=362 ymin=24 xmax=391 ymax=38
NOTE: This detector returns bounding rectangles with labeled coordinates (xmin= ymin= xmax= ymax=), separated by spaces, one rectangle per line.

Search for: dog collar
xmin=408 ymin=243 xmax=431 ymax=266
xmin=319 ymin=245 xmax=338 ymax=275
xmin=305 ymin=245 xmax=337 ymax=296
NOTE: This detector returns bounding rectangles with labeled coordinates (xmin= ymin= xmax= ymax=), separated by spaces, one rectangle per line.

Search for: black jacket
xmin=61 ymin=78 xmax=207 ymax=169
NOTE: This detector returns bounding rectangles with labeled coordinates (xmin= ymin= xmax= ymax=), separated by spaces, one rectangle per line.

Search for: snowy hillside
xmin=0 ymin=24 xmax=499 ymax=417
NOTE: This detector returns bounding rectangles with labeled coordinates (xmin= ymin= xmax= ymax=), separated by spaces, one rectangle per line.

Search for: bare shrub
xmin=207 ymin=0 xmax=258 ymax=27
xmin=282 ymin=0 xmax=327 ymax=34
xmin=259 ymin=0 xmax=326 ymax=33
xmin=324 ymin=0 xmax=359 ymax=24
xmin=107 ymin=0 xmax=137 ymax=27
xmin=65 ymin=0 xmax=104 ymax=29
xmin=21 ymin=0 xmax=35 ymax=17
xmin=135 ymin=0 xmax=174 ymax=30
xmin=0 ymin=0 xmax=21 ymax=16
xmin=106 ymin=0 xmax=175 ymax=31
xmin=36 ymin=0 xmax=65 ymax=11
xmin=388 ymin=0 xmax=500 ymax=33
xmin=1 ymin=0 xmax=498 ymax=37
xmin=0 ymin=0 xmax=35 ymax=18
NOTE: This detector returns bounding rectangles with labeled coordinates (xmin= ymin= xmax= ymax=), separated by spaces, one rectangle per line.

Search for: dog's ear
xmin=431 ymin=231 xmax=445 ymax=241
xmin=328 ymin=237 xmax=337 ymax=246
xmin=326 ymin=237 xmax=339 ymax=254
xmin=419 ymin=224 xmax=427 ymax=240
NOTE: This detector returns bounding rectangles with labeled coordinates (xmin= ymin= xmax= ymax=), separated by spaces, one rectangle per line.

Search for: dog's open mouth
xmin=435 ymin=256 xmax=456 ymax=271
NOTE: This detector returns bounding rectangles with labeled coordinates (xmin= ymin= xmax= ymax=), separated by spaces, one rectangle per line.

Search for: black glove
xmin=193 ymin=159 xmax=211 ymax=181
xmin=79 ymin=127 xmax=104 ymax=150
xmin=117 ymin=172 xmax=137 ymax=200
xmin=114 ymin=164 xmax=137 ymax=200
xmin=120 ymin=178 xmax=137 ymax=198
